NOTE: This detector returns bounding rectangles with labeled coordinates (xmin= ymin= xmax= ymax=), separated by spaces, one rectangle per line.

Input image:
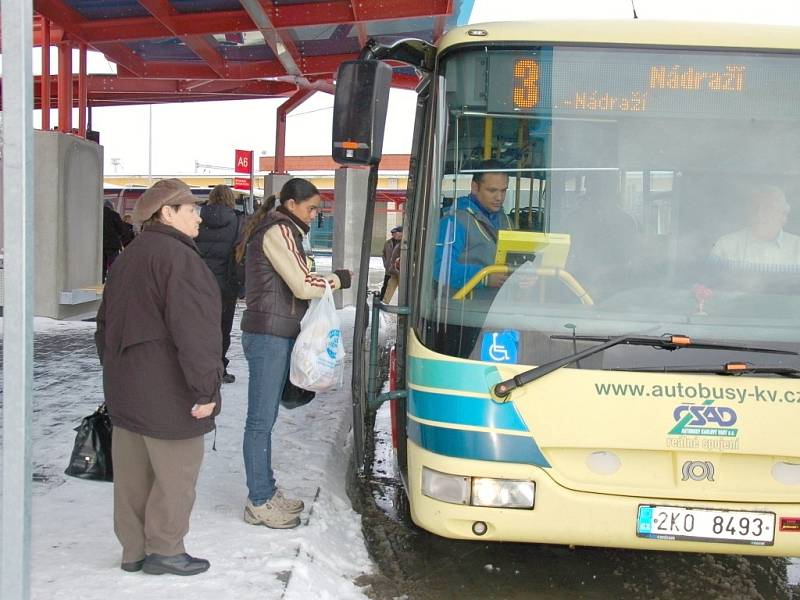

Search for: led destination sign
xmin=486 ymin=48 xmax=800 ymax=118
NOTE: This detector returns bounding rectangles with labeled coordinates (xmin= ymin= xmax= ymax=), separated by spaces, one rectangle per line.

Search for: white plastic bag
xmin=290 ymin=282 xmax=346 ymax=392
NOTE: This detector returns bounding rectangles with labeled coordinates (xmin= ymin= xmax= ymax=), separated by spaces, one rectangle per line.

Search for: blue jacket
xmin=434 ymin=194 xmax=511 ymax=290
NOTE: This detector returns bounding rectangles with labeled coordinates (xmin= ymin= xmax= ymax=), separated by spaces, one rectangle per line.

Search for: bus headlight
xmin=421 ymin=467 xmax=535 ymax=509
xmin=472 ymin=477 xmax=535 ymax=509
xmin=421 ymin=467 xmax=470 ymax=504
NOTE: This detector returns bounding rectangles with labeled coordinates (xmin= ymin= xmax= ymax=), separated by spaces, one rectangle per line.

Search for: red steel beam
xmin=34 ymin=0 xmax=453 ymax=44
xmin=41 ymin=17 xmax=51 ymax=129
xmin=33 ymin=17 xmax=65 ymax=45
xmin=78 ymin=44 xmax=88 ymax=136
xmin=34 ymin=0 xmax=84 ymax=34
xmin=34 ymin=0 xmax=151 ymax=76
xmin=57 ymin=42 xmax=72 ymax=132
xmin=54 ymin=94 xmax=287 ymax=107
xmin=137 ymin=0 xmax=229 ymax=77
xmin=181 ymin=35 xmax=228 ymax=77
xmin=352 ymin=0 xmax=451 ymax=22
xmin=77 ymin=11 xmax=253 ymax=42
xmin=93 ymin=42 xmax=150 ymax=77
xmin=18 ymin=75 xmax=297 ymax=109
xmin=274 ymin=88 xmax=315 ymax=174
xmin=112 ymin=52 xmax=358 ymax=81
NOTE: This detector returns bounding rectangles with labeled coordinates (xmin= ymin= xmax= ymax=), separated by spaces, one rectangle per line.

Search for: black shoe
xmin=142 ymin=553 xmax=210 ymax=576
xmin=222 ymin=372 xmax=235 ymax=384
xmin=120 ymin=559 xmax=145 ymax=572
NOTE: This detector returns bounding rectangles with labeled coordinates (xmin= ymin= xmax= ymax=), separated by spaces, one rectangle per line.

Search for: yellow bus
xmin=333 ymin=20 xmax=800 ymax=555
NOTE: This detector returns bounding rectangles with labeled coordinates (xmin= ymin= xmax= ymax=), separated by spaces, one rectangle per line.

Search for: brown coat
xmin=95 ymin=222 xmax=223 ymax=440
xmin=382 ymin=238 xmax=399 ymax=271
xmin=388 ymin=241 xmax=401 ymax=277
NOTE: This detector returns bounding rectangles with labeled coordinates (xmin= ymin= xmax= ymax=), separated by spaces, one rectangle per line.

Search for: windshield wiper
xmin=609 ymin=363 xmax=800 ymax=378
xmin=493 ymin=334 xmax=798 ymax=399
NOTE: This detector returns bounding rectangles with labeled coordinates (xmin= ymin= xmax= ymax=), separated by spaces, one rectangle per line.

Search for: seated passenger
xmin=434 ymin=159 xmax=512 ymax=294
xmin=566 ymin=171 xmax=638 ymax=298
xmin=710 ymin=185 xmax=800 ymax=270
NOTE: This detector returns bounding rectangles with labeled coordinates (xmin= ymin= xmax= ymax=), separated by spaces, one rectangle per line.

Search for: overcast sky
xmin=31 ymin=0 xmax=800 ymax=176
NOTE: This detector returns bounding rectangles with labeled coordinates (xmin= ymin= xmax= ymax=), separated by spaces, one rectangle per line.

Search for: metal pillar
xmin=274 ymin=89 xmax=314 ymax=174
xmin=40 ymin=18 xmax=51 ymax=130
xmin=333 ymin=166 xmax=370 ymax=308
xmin=78 ymin=44 xmax=88 ymax=138
xmin=263 ymin=173 xmax=291 ymax=200
xmin=57 ymin=42 xmax=72 ymax=132
xmin=2 ymin=2 xmax=35 ymax=599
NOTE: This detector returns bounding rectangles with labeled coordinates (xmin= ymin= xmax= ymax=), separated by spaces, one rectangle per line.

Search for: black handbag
xmin=281 ymin=375 xmax=315 ymax=410
xmin=64 ymin=404 xmax=114 ymax=482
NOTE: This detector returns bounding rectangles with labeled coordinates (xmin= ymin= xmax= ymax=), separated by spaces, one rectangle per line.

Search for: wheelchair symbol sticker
xmin=481 ymin=330 xmax=519 ymax=364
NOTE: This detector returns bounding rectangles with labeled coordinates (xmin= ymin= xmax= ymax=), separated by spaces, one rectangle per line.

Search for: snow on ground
xmin=1 ymin=306 xmax=374 ymax=599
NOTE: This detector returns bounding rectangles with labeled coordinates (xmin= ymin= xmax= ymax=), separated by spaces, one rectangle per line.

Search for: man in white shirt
xmin=711 ymin=185 xmax=800 ymax=269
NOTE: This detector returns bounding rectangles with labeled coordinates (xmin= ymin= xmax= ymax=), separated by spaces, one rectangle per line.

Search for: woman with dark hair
xmin=196 ymin=184 xmax=241 ymax=383
xmin=102 ymin=199 xmax=135 ymax=282
xmin=237 ymin=178 xmax=351 ymax=528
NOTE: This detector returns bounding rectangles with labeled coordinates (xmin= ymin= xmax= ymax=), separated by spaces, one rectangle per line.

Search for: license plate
xmin=637 ymin=505 xmax=775 ymax=545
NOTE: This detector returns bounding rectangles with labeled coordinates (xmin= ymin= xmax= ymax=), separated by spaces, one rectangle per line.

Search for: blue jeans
xmin=242 ymin=331 xmax=294 ymax=506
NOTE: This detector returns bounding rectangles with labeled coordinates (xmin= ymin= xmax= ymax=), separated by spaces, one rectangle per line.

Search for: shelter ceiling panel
xmin=24 ymin=0 xmax=466 ymax=105
xmin=64 ymin=0 xmax=152 ymax=20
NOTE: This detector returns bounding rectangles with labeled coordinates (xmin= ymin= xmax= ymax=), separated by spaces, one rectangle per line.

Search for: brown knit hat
xmin=131 ymin=178 xmax=197 ymax=225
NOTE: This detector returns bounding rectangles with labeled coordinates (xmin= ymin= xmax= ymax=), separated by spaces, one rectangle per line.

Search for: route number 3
xmin=513 ymin=59 xmax=540 ymax=109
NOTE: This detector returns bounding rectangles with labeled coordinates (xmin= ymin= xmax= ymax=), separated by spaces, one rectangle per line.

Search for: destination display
xmin=486 ymin=48 xmax=800 ymax=118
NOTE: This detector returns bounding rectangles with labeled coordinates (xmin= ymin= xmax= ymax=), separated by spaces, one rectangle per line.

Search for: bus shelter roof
xmin=12 ymin=0 xmax=472 ymax=108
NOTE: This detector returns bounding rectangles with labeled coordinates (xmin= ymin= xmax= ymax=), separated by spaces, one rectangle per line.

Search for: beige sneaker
xmin=244 ymin=499 xmax=300 ymax=529
xmin=271 ymin=489 xmax=304 ymax=514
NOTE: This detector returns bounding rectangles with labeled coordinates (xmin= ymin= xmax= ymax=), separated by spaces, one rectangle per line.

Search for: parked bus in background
xmin=103 ymin=184 xmax=260 ymax=216
xmin=334 ymin=20 xmax=800 ymax=555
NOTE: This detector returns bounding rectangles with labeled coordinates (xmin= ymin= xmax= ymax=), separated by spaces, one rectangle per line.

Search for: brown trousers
xmin=112 ymin=426 xmax=204 ymax=562
xmin=383 ymin=275 xmax=399 ymax=303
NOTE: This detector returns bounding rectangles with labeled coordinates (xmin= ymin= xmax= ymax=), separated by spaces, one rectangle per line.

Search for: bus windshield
xmin=417 ymin=44 xmax=800 ymax=364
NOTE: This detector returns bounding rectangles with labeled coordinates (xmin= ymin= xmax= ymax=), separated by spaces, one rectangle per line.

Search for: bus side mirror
xmin=332 ymin=60 xmax=392 ymax=166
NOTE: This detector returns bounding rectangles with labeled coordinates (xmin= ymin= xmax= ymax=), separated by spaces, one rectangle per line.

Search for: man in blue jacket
xmin=433 ymin=160 xmax=511 ymax=358
xmin=434 ymin=159 xmax=511 ymax=293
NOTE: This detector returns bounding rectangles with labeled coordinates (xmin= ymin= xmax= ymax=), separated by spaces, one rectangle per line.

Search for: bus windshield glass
xmin=417 ymin=44 xmax=800 ymax=365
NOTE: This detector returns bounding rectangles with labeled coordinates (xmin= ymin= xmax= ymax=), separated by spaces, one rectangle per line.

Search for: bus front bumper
xmin=407 ymin=442 xmax=800 ymax=556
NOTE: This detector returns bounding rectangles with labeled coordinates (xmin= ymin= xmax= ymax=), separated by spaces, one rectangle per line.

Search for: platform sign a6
xmin=234 ymin=149 xmax=253 ymax=190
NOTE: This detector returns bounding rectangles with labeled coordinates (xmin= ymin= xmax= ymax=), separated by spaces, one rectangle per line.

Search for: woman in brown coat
xmin=95 ymin=178 xmax=222 ymax=576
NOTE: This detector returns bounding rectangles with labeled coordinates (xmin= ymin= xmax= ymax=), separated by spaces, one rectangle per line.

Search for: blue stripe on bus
xmin=408 ymin=355 xmax=501 ymax=395
xmin=408 ymin=389 xmax=528 ymax=432
xmin=407 ymin=420 xmax=551 ymax=467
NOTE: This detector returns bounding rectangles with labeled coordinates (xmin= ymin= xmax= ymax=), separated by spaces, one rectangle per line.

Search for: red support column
xmin=78 ymin=44 xmax=87 ymax=137
xmin=274 ymin=88 xmax=314 ymax=174
xmin=57 ymin=42 xmax=73 ymax=133
xmin=41 ymin=18 xmax=51 ymax=130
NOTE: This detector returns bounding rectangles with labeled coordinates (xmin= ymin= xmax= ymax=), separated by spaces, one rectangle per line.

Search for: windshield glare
xmin=417 ymin=45 xmax=800 ymax=363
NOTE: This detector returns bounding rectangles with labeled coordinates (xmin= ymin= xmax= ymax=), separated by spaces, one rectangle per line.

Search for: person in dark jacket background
xmin=236 ymin=178 xmax=351 ymax=529
xmin=102 ymin=199 xmax=134 ymax=282
xmin=379 ymin=225 xmax=402 ymax=300
xmin=381 ymin=225 xmax=402 ymax=302
xmin=195 ymin=184 xmax=241 ymax=383
xmin=95 ymin=178 xmax=222 ymax=577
